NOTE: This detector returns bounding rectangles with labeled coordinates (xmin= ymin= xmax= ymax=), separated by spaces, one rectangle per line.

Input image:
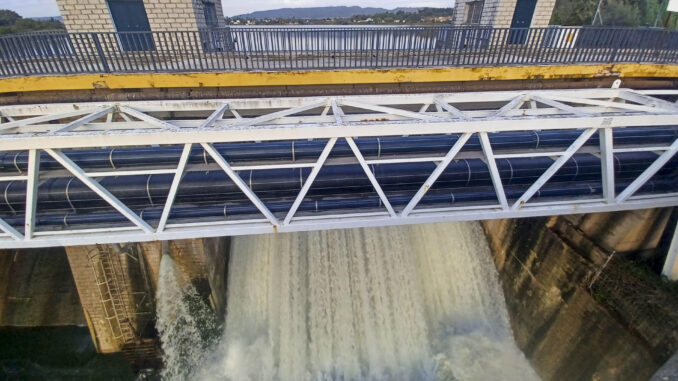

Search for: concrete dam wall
xmin=0 ymin=209 xmax=676 ymax=379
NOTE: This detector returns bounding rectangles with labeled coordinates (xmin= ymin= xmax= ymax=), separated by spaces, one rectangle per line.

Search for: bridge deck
xmin=0 ymin=87 xmax=676 ymax=249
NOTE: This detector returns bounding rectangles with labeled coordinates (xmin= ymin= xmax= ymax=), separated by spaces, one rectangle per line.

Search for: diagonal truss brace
xmin=401 ymin=133 xmax=472 ymax=217
xmin=49 ymin=107 xmax=115 ymax=134
xmin=0 ymin=218 xmax=23 ymax=241
xmin=530 ymin=94 xmax=592 ymax=117
xmin=156 ymin=143 xmax=192 ymax=232
xmin=432 ymin=97 xmax=469 ymax=120
xmin=200 ymin=104 xmax=229 ymax=129
xmin=230 ymin=100 xmax=327 ymax=128
xmin=283 ymin=138 xmax=337 ymax=225
xmin=616 ymin=137 xmax=678 ymax=203
xmin=45 ymin=149 xmax=154 ymax=233
xmin=346 ymin=137 xmax=397 ymax=217
xmin=511 ymin=128 xmax=598 ymax=210
xmin=118 ymin=106 xmax=180 ymax=131
xmin=0 ymin=109 xmax=103 ymax=132
xmin=201 ymin=143 xmax=280 ymax=227
xmin=339 ymin=99 xmax=445 ymax=121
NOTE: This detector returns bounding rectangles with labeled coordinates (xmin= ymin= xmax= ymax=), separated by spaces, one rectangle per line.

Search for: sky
xmin=1 ymin=0 xmax=453 ymax=18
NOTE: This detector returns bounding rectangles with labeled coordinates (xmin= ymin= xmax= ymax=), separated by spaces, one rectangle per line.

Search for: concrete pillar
xmin=662 ymin=223 xmax=678 ymax=280
xmin=65 ymin=237 xmax=229 ymax=354
xmin=65 ymin=244 xmax=156 ymax=353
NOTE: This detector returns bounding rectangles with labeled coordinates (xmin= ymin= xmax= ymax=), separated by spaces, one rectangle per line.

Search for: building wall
xmin=192 ymin=0 xmax=227 ymax=29
xmin=57 ymin=0 xmax=116 ymax=33
xmin=453 ymin=0 xmax=555 ymax=28
xmin=530 ymin=0 xmax=557 ymax=27
xmin=55 ymin=0 xmax=212 ymax=33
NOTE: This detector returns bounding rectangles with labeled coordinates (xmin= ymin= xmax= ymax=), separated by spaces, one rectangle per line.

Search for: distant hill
xmin=235 ymin=6 xmax=420 ymax=20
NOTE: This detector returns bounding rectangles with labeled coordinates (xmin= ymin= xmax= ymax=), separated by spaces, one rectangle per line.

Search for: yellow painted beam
xmin=0 ymin=64 xmax=677 ymax=94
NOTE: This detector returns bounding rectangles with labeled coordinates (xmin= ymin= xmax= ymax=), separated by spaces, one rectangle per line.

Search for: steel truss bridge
xmin=0 ymin=87 xmax=677 ymax=251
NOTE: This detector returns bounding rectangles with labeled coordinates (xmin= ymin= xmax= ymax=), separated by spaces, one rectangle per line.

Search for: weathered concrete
xmin=0 ymin=248 xmax=84 ymax=327
xmin=1 ymin=76 xmax=674 ymax=106
xmin=63 ymin=238 xmax=228 ymax=355
xmin=483 ymin=209 xmax=678 ymax=381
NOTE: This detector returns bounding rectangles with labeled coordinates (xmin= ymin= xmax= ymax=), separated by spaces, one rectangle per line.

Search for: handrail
xmin=0 ymin=26 xmax=677 ymax=77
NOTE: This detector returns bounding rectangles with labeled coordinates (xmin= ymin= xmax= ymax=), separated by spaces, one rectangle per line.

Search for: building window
xmin=203 ymin=1 xmax=218 ymax=27
xmin=464 ymin=0 xmax=485 ymax=25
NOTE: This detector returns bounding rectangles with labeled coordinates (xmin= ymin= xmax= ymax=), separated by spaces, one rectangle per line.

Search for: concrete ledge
xmin=1 ymin=64 xmax=677 ymax=94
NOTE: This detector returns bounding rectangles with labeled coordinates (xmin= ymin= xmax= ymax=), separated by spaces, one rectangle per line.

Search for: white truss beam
xmin=156 ymin=143 xmax=192 ymax=232
xmin=529 ymin=94 xmax=591 ymax=117
xmin=479 ymin=132 xmax=509 ymax=209
xmin=346 ymin=137 xmax=397 ymax=217
xmin=0 ymin=109 xmax=103 ymax=132
xmin=201 ymin=143 xmax=280 ymax=227
xmin=401 ymin=133 xmax=471 ymax=217
xmin=199 ymin=104 xmax=229 ymax=129
xmin=599 ymin=127 xmax=615 ymax=203
xmin=50 ymin=107 xmax=114 ymax=134
xmin=339 ymin=99 xmax=445 ymax=121
xmin=24 ymin=149 xmax=39 ymax=240
xmin=543 ymin=94 xmax=670 ymax=113
xmin=490 ymin=94 xmax=527 ymax=118
xmin=45 ymin=149 xmax=154 ymax=233
xmin=230 ymin=100 xmax=327 ymax=128
xmin=615 ymin=137 xmax=678 ymax=203
xmin=511 ymin=128 xmax=597 ymax=210
xmin=432 ymin=97 xmax=469 ymax=120
xmin=283 ymin=138 xmax=337 ymax=225
xmin=118 ymin=106 xmax=180 ymax=131
xmin=0 ymin=88 xmax=674 ymax=248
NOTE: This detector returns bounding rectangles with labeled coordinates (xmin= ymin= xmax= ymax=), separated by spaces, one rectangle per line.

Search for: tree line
xmin=0 ymin=10 xmax=65 ymax=36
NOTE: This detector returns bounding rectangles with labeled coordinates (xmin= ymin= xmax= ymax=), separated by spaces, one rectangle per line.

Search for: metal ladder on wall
xmin=88 ymin=245 xmax=137 ymax=345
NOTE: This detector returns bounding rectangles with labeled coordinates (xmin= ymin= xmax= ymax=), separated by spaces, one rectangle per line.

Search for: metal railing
xmin=1 ymin=26 xmax=677 ymax=77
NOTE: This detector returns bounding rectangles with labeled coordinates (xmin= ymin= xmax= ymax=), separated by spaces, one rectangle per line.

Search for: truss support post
xmin=662 ymin=222 xmax=678 ymax=280
xmin=401 ymin=133 xmax=471 ymax=217
xmin=600 ymin=127 xmax=615 ymax=203
xmin=25 ymin=149 xmax=40 ymax=240
xmin=479 ymin=132 xmax=509 ymax=209
xmin=157 ymin=143 xmax=192 ymax=232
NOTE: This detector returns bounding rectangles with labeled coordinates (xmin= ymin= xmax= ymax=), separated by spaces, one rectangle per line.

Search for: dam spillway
xmin=156 ymin=222 xmax=539 ymax=380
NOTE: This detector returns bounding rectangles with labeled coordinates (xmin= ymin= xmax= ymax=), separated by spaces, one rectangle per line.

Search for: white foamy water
xmin=156 ymin=255 xmax=219 ymax=380
xmin=191 ymin=222 xmax=539 ymax=381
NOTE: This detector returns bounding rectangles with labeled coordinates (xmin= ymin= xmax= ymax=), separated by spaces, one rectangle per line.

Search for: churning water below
xmin=157 ymin=221 xmax=539 ymax=381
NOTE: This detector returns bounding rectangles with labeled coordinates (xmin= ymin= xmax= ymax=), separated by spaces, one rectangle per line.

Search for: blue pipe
xmin=0 ymin=126 xmax=676 ymax=172
xmin=0 ymin=152 xmax=672 ymax=213
xmin=3 ymin=178 xmax=675 ymax=228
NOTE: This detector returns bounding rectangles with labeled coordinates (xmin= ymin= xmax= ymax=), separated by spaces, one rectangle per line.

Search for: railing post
xmin=91 ymin=33 xmax=110 ymax=73
xmin=609 ymin=28 xmax=620 ymax=63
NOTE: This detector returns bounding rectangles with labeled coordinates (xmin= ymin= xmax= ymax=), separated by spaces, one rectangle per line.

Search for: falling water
xmin=156 ymin=255 xmax=220 ymax=380
xmin=189 ymin=221 xmax=539 ymax=381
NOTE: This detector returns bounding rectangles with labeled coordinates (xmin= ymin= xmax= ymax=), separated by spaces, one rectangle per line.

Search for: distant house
xmin=55 ymin=0 xmax=226 ymax=34
xmin=453 ymin=0 xmax=555 ymax=31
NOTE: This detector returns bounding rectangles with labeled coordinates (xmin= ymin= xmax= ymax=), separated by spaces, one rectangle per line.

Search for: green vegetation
xmin=227 ymin=8 xmax=455 ymax=26
xmin=0 ymin=10 xmax=65 ymax=36
xmin=550 ymin=0 xmax=676 ymax=28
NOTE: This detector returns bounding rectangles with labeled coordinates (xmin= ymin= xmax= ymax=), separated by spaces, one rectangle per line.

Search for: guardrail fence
xmin=1 ymin=26 xmax=677 ymax=77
